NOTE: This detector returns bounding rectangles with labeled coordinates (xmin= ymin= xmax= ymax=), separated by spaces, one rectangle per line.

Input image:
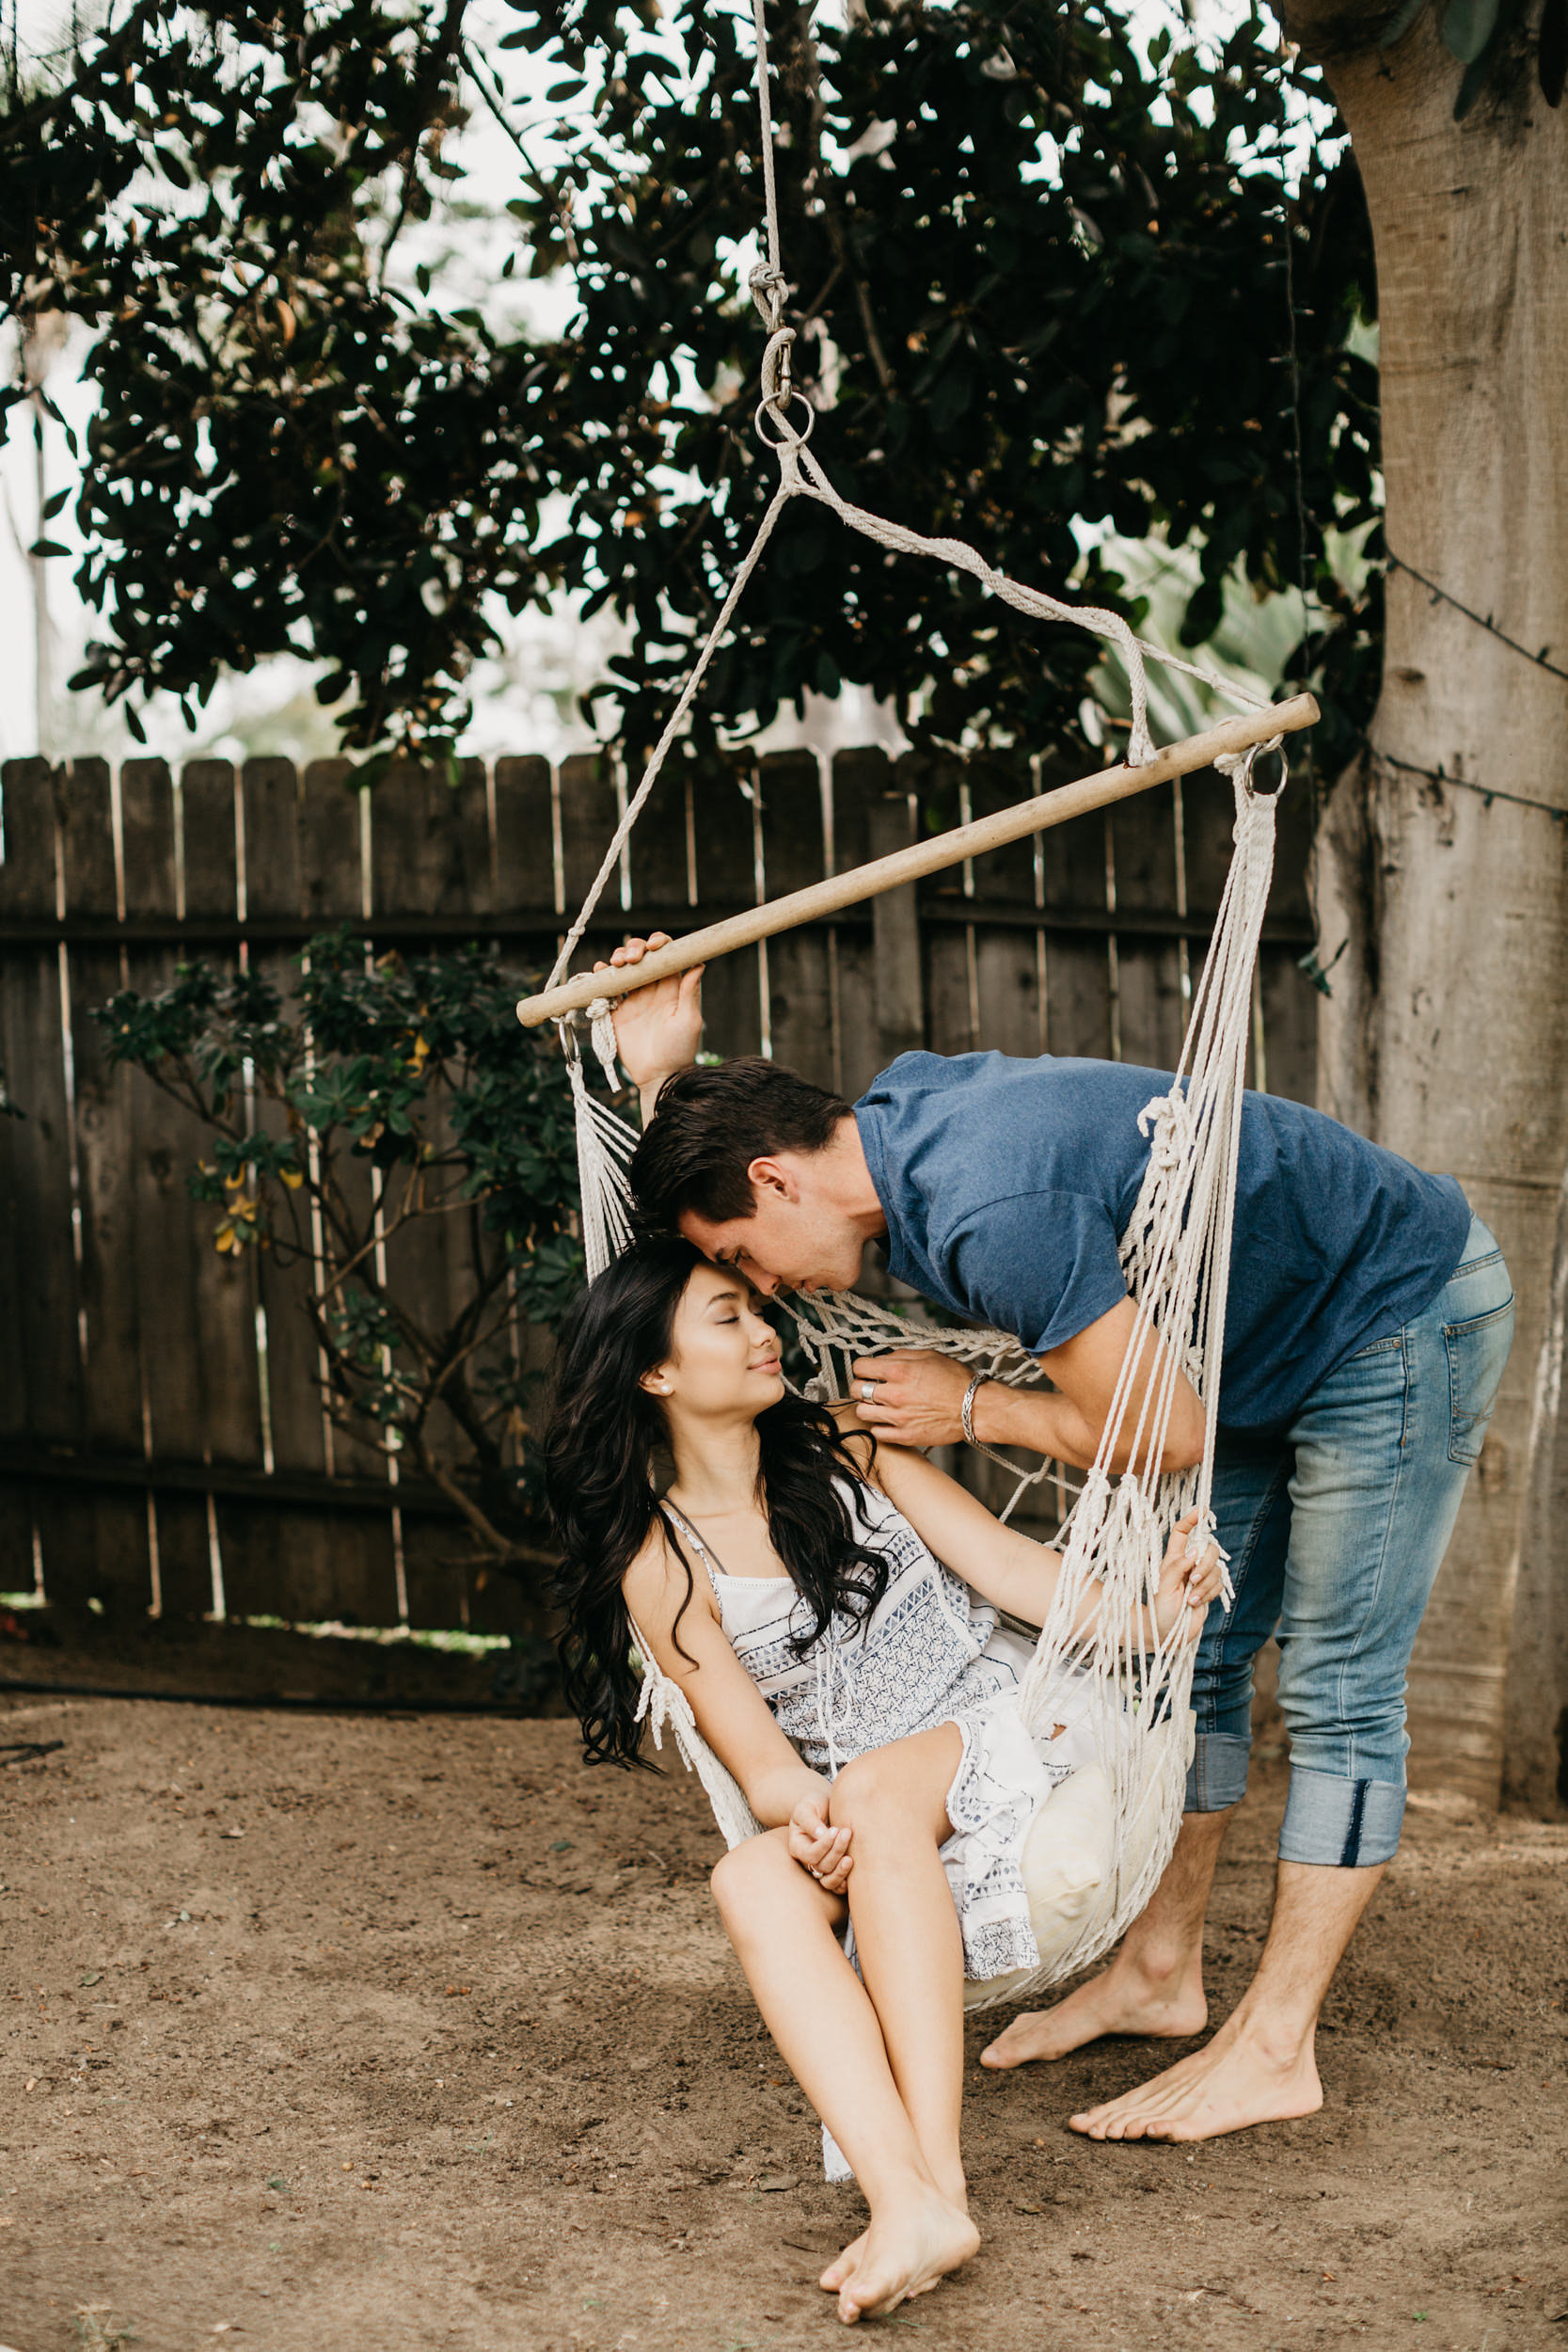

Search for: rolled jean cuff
xmin=1278 ymin=1766 xmax=1406 ymax=1867
xmin=1184 ymin=1732 xmax=1251 ymax=1814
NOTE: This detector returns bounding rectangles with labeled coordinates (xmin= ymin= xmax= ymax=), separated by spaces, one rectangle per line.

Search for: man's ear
xmin=746 ymin=1154 xmax=797 ymax=1201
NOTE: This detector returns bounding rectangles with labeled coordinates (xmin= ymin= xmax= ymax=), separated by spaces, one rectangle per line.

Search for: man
xmin=602 ymin=935 xmax=1514 ymax=2144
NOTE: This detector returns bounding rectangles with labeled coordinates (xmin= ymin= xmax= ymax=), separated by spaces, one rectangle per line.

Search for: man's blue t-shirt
xmin=853 ymin=1052 xmax=1472 ymax=1429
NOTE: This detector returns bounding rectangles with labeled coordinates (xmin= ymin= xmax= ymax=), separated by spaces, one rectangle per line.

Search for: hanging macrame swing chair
xmin=517 ymin=0 xmax=1317 ymax=2150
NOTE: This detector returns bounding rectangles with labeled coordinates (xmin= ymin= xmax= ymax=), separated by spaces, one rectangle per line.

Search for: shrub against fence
xmin=0 ymin=748 xmax=1318 ymax=1637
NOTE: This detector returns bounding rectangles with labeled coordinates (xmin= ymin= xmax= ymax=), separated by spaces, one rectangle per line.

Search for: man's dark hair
xmin=628 ymin=1058 xmax=851 ymax=1229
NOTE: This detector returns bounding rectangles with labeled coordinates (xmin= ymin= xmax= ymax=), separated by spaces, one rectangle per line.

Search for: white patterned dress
xmin=661 ymin=1480 xmax=1099 ymax=1981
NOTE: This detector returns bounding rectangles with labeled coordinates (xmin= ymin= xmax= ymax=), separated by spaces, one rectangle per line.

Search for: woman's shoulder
xmin=621 ymin=1511 xmax=717 ymax=1631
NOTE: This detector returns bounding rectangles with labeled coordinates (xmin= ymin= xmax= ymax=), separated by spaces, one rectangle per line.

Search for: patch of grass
xmin=72 ymin=2310 xmax=136 ymax=2352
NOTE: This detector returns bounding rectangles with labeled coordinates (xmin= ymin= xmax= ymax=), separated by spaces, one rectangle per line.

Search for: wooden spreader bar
xmin=515 ymin=692 xmax=1317 ymax=1029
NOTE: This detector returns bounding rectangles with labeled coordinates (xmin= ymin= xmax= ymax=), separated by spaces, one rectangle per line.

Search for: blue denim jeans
xmin=1189 ymin=1213 xmax=1514 ymax=1867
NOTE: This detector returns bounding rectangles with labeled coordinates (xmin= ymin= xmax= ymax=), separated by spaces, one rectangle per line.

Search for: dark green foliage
xmin=93 ymin=933 xmax=585 ymax=1568
xmin=6 ymin=0 xmax=1380 ymax=767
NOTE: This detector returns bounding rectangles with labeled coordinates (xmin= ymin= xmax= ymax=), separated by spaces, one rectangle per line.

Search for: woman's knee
xmin=710 ymin=1828 xmax=791 ymax=1925
xmin=828 ymin=1745 xmax=906 ymax=1832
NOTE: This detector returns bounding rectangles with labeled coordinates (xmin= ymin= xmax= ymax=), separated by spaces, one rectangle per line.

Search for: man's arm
xmin=851 ymin=1296 xmax=1205 ymax=1474
xmin=597 ymin=932 xmax=705 ymax=1126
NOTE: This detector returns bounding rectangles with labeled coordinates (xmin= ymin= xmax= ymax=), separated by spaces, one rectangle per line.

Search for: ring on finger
xmin=859 ymin=1379 xmax=878 ymax=1404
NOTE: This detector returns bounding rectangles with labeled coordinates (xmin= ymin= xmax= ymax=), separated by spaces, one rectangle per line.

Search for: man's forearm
xmin=974 ymin=1380 xmax=1196 ymax=1476
xmin=636 ymin=1065 xmax=692 ymax=1130
xmin=973 ymin=1381 xmax=1103 ymax=1470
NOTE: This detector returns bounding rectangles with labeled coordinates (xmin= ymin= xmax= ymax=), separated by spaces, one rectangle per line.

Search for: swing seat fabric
xmin=974 ymin=1709 xmax=1194 ymax=2010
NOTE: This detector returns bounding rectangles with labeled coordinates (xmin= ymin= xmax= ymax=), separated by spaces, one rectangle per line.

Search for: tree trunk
xmin=1285 ymin=4 xmax=1568 ymax=1810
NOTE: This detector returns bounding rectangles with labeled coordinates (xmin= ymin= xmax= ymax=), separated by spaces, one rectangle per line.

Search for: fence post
xmin=869 ymin=791 xmax=924 ymax=1071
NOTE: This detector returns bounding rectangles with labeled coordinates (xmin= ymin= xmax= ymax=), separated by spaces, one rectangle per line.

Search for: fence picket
xmin=968 ymin=754 xmax=1049 ymax=1062
xmin=493 ymin=755 xmax=558 ymax=929
xmin=0 ymin=761 xmax=86 ymax=1608
xmin=57 ymin=760 xmax=150 ymax=1611
xmin=828 ymin=750 xmax=891 ymax=1104
xmin=759 ymin=752 xmax=834 ymax=1089
xmin=118 ymin=759 xmax=214 ymax=1616
xmin=225 ymin=756 xmax=333 ymax=1623
xmin=370 ymin=760 xmax=500 ymax=1630
xmin=1108 ymin=782 xmax=1187 ymax=1073
xmin=685 ymin=752 xmax=763 ymax=1063
xmin=1037 ymin=771 xmax=1116 ymax=1063
xmin=908 ymin=750 xmax=976 ymax=1058
xmin=294 ymin=759 xmax=399 ymax=1628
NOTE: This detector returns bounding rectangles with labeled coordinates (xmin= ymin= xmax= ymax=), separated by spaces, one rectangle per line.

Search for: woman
xmin=545 ymin=1236 xmax=1220 ymax=2325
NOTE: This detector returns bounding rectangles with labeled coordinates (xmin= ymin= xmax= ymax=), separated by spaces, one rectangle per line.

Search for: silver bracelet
xmin=960 ymin=1370 xmax=986 ymax=1448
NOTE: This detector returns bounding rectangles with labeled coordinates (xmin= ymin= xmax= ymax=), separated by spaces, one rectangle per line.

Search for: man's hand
xmin=597 ymin=933 xmax=705 ymax=1125
xmin=848 ymin=1351 xmax=974 ymax=1448
xmin=787 ymin=1787 xmax=853 ymax=1893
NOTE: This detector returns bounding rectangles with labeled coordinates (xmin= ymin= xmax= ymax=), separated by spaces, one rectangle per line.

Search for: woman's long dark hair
xmin=544 ymin=1234 xmax=889 ymax=1767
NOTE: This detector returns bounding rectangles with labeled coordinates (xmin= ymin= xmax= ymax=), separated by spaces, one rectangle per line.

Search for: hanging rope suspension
xmin=518 ymin=0 xmax=1306 ymax=1041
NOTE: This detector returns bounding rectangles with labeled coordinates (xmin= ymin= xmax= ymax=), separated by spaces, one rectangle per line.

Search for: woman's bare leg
xmin=829 ymin=1724 xmax=969 ymax=2206
xmin=805 ymin=1723 xmax=983 ymax=2319
xmin=712 ymin=1823 xmax=977 ymax=2323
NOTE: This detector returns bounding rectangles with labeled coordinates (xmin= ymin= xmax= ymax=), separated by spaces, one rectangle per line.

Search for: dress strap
xmin=658 ymin=1499 xmax=725 ymax=1595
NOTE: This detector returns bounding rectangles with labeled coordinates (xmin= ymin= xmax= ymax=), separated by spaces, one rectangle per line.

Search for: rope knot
xmin=1139 ymin=1089 xmax=1196 ymax=1174
xmin=749 ymin=262 xmax=788 ymax=332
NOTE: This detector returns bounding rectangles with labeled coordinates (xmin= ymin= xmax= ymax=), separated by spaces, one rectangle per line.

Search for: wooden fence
xmin=0 ymin=748 xmax=1318 ymax=1636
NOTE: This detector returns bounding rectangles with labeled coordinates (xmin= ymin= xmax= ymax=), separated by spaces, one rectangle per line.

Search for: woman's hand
xmin=1151 ymin=1507 xmax=1226 ymax=1645
xmin=787 ymin=1785 xmax=853 ymax=1894
xmin=598 ymin=933 xmax=705 ymax=1100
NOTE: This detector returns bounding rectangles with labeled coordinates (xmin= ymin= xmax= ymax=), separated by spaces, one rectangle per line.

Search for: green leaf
xmin=1440 ymin=0 xmax=1498 ymax=63
xmin=27 ymin=539 xmax=71 ymax=559
xmin=41 ymin=488 xmax=70 ymax=520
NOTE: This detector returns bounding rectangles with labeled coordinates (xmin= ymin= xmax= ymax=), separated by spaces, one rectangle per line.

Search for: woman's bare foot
xmin=818 ymin=2229 xmax=867 ymax=2295
xmin=980 ymin=1964 xmax=1207 ymax=2069
xmin=830 ymin=2190 xmax=979 ymax=2324
xmin=818 ymin=2167 xmax=967 ymax=2296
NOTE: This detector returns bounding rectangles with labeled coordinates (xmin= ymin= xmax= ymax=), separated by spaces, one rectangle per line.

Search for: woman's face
xmin=641 ymin=1261 xmax=784 ymax=1423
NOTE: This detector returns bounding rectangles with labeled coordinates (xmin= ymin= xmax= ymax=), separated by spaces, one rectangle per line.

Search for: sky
xmin=0 ymin=0 xmax=1301 ymax=773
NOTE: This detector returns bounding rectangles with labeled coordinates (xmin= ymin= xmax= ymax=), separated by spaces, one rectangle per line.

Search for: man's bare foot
xmin=822 ymin=2191 xmax=979 ymax=2324
xmin=980 ymin=1965 xmax=1207 ymax=2069
xmin=1069 ymin=2014 xmax=1323 ymax=2142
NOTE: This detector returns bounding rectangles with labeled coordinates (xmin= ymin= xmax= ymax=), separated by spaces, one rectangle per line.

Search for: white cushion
xmin=960 ymin=1709 xmax=1194 ymax=2010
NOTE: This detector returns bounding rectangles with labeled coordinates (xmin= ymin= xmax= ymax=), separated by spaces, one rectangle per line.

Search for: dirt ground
xmin=3 ymin=1661 xmax=1566 ymax=2352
